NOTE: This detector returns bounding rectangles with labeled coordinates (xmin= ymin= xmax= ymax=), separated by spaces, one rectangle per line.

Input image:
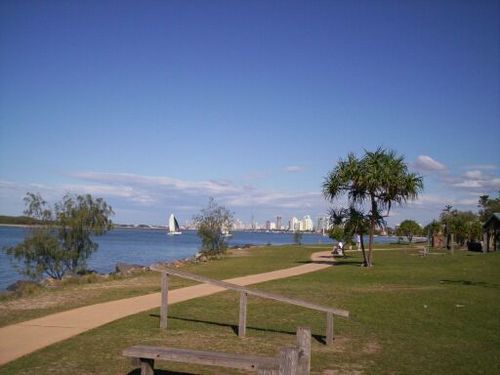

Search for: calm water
xmin=0 ymin=226 xmax=334 ymax=290
xmin=0 ymin=226 xmax=394 ymax=290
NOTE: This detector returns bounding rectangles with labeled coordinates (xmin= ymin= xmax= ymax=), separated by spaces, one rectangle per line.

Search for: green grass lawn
xmin=0 ymin=245 xmax=313 ymax=327
xmin=1 ymin=246 xmax=499 ymax=374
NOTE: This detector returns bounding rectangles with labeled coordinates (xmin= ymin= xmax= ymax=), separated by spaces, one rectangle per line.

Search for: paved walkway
xmin=0 ymin=251 xmax=334 ymax=366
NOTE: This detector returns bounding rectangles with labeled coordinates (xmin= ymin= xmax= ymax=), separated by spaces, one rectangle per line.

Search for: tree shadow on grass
xmin=439 ymin=279 xmax=499 ymax=288
xmin=149 ymin=314 xmax=327 ymax=344
xmin=296 ymin=256 xmax=364 ymax=267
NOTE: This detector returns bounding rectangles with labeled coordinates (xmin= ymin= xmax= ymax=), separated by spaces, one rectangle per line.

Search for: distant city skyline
xmin=1 ymin=1 xmax=499 ymax=227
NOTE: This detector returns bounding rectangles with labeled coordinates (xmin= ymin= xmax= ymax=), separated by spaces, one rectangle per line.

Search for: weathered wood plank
xmin=296 ymin=327 xmax=311 ymax=375
xmin=257 ymin=365 xmax=279 ymax=375
xmin=239 ymin=292 xmax=248 ymax=338
xmin=279 ymin=347 xmax=299 ymax=375
xmin=326 ymin=312 xmax=334 ymax=346
xmin=165 ymin=268 xmax=349 ymax=318
xmin=123 ymin=346 xmax=279 ymax=371
xmin=160 ymin=272 xmax=169 ymax=329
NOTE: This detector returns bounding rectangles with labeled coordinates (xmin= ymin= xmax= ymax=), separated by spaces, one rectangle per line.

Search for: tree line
xmin=322 ymin=147 xmax=498 ymax=265
xmin=389 ymin=193 xmax=499 ymax=247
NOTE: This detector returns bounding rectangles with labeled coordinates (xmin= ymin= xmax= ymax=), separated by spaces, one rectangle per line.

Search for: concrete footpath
xmin=0 ymin=251 xmax=333 ymax=366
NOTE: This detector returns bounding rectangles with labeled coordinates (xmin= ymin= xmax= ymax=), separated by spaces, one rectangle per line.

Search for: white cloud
xmin=70 ymin=171 xmax=242 ymax=196
xmin=66 ymin=171 xmax=328 ymax=214
xmin=463 ymin=170 xmax=483 ymax=179
xmin=453 ymin=180 xmax=484 ymax=188
xmin=0 ymin=173 xmax=330 ymax=224
xmin=452 ymin=169 xmax=500 ymax=190
xmin=414 ymin=155 xmax=446 ymax=171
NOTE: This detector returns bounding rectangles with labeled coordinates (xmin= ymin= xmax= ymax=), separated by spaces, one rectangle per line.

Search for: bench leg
xmin=279 ymin=347 xmax=299 ymax=375
xmin=140 ymin=358 xmax=154 ymax=375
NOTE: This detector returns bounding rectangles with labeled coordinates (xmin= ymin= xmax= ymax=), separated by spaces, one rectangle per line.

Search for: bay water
xmin=0 ymin=226 xmax=334 ymax=290
xmin=0 ymin=226 xmax=394 ymax=291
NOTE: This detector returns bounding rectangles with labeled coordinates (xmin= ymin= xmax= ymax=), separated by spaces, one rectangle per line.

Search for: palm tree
xmin=323 ymin=147 xmax=423 ymax=266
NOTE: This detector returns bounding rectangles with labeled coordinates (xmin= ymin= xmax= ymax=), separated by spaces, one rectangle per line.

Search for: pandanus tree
xmin=329 ymin=206 xmax=384 ymax=267
xmin=323 ymin=147 xmax=423 ymax=267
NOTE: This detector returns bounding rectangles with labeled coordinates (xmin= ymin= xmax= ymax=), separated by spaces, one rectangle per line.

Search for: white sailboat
xmin=221 ymin=229 xmax=232 ymax=238
xmin=167 ymin=214 xmax=182 ymax=236
xmin=221 ymin=224 xmax=232 ymax=238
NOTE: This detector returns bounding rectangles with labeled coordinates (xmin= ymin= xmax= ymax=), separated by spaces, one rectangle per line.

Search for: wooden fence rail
xmin=123 ymin=327 xmax=311 ymax=375
xmin=160 ymin=268 xmax=349 ymax=345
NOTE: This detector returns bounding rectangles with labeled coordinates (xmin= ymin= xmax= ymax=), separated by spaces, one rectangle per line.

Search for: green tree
xmin=193 ymin=198 xmax=234 ymax=256
xmin=440 ymin=208 xmax=482 ymax=247
xmin=5 ymin=193 xmax=113 ymax=280
xmin=423 ymin=220 xmax=442 ymax=247
xmin=323 ymin=147 xmax=423 ymax=266
xmin=478 ymin=193 xmax=500 ymax=222
xmin=396 ymin=219 xmax=422 ymax=243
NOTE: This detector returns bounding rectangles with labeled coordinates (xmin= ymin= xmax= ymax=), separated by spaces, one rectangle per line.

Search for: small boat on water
xmin=167 ymin=214 xmax=182 ymax=236
xmin=221 ymin=224 xmax=232 ymax=238
xmin=221 ymin=229 xmax=232 ymax=238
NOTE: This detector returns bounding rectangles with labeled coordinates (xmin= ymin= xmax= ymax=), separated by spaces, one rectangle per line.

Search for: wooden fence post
xmin=326 ymin=312 xmax=334 ymax=346
xmin=239 ymin=292 xmax=248 ymax=337
xmin=160 ymin=272 xmax=169 ymax=329
xmin=279 ymin=347 xmax=299 ymax=375
xmin=296 ymin=327 xmax=311 ymax=375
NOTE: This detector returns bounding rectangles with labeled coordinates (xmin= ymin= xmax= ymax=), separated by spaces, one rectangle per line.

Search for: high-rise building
xmin=302 ymin=215 xmax=313 ymax=231
xmin=317 ymin=216 xmax=329 ymax=232
xmin=289 ymin=216 xmax=300 ymax=231
xmin=276 ymin=216 xmax=282 ymax=230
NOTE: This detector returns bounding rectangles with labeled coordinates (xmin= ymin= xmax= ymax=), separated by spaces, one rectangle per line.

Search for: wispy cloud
xmin=68 ymin=171 xmax=326 ymax=214
xmin=0 ymin=172 xmax=329 ymax=224
xmin=284 ymin=165 xmax=306 ymax=173
xmin=462 ymin=164 xmax=497 ymax=171
xmin=414 ymin=155 xmax=446 ymax=171
xmin=452 ymin=170 xmax=500 ymax=191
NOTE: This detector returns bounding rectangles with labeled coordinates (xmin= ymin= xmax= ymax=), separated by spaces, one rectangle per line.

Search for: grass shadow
xmin=149 ymin=314 xmax=327 ymax=345
xmin=297 ymin=256 xmax=364 ymax=267
xmin=127 ymin=369 xmax=198 ymax=375
xmin=439 ymin=280 xmax=499 ymax=288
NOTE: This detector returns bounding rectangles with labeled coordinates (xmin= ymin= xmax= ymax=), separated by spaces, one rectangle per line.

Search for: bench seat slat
xmin=123 ymin=345 xmax=279 ymax=371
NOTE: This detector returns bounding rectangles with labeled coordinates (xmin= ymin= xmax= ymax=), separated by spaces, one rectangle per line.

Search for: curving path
xmin=0 ymin=251 xmax=334 ymax=366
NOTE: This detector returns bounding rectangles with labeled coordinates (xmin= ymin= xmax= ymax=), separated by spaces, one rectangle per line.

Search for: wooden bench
xmin=123 ymin=327 xmax=311 ymax=375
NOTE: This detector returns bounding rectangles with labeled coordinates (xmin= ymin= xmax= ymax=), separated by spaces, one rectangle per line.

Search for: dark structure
xmin=483 ymin=213 xmax=500 ymax=252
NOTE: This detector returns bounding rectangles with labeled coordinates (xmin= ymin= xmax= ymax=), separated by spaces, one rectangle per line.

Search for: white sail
xmin=168 ymin=214 xmax=182 ymax=235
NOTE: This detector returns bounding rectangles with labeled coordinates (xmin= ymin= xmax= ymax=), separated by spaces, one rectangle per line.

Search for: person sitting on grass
xmin=332 ymin=241 xmax=344 ymax=256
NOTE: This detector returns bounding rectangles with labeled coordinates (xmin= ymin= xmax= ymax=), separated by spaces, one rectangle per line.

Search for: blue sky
xmin=1 ymin=0 xmax=499 ymax=227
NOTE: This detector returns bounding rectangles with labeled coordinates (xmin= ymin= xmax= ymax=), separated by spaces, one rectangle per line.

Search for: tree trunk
xmin=368 ymin=219 xmax=374 ymax=266
xmin=367 ymin=197 xmax=376 ymax=267
xmin=359 ymin=233 xmax=368 ymax=266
